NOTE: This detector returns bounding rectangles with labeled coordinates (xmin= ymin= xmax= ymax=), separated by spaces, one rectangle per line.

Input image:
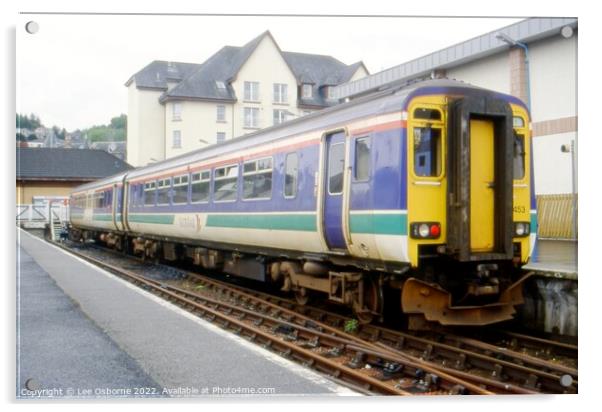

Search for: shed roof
xmin=16 ymin=148 xmax=133 ymax=181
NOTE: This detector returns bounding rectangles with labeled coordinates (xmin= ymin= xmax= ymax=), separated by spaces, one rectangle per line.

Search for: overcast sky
xmin=16 ymin=14 xmax=521 ymax=131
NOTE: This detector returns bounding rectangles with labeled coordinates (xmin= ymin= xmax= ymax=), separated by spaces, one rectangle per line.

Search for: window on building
xmin=413 ymin=127 xmax=442 ymax=177
xmin=216 ymin=132 xmax=226 ymax=144
xmin=273 ymin=83 xmax=288 ymax=103
xmin=244 ymin=81 xmax=260 ymax=101
xmin=191 ymin=170 xmax=210 ymax=203
xmin=273 ymin=109 xmax=287 ymax=125
xmin=244 ymin=107 xmax=260 ymax=128
xmin=157 ymin=178 xmax=171 ymax=205
xmin=513 ymin=133 xmax=526 ymax=180
xmin=328 ymin=143 xmax=345 ymax=194
xmin=284 ymin=153 xmax=298 ymax=198
xmin=302 ymin=84 xmax=312 ymax=98
xmin=172 ymin=130 xmax=182 ymax=148
xmin=172 ymin=175 xmax=189 ymax=204
xmin=243 ymin=157 xmax=272 ymax=200
xmin=216 ymin=105 xmax=226 ymax=122
xmin=214 ymin=164 xmax=238 ymax=202
xmin=355 ymin=137 xmax=371 ymax=181
xmin=215 ymin=80 xmax=226 ymax=90
xmin=172 ymin=102 xmax=182 ymax=120
xmin=324 ymin=86 xmax=333 ymax=100
xmin=144 ymin=181 xmax=156 ymax=206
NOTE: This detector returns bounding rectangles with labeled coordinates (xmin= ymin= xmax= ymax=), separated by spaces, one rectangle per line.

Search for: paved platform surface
xmin=525 ymin=239 xmax=578 ymax=278
xmin=17 ymin=229 xmax=355 ymax=398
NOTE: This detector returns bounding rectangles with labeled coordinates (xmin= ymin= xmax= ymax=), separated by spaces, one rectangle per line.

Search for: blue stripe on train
xmin=128 ymin=128 xmax=408 ymax=215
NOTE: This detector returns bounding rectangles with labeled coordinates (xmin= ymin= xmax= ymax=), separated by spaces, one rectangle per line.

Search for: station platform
xmin=17 ymin=229 xmax=356 ymax=398
xmin=524 ymin=239 xmax=578 ymax=279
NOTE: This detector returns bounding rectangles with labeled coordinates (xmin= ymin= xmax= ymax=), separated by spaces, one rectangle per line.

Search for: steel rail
xmin=54 ymin=242 xmax=491 ymax=396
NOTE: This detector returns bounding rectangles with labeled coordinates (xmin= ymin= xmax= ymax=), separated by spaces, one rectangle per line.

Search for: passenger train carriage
xmin=69 ymin=79 xmax=536 ymax=328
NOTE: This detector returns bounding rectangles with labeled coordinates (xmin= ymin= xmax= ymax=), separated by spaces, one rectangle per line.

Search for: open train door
xmin=446 ymin=95 xmax=514 ymax=262
xmin=321 ymin=130 xmax=348 ymax=252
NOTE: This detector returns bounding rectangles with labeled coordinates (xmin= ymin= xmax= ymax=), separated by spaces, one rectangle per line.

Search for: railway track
xmin=52 ymin=239 xmax=578 ymax=395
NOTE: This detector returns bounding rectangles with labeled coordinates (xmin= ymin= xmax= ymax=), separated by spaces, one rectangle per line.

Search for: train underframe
xmin=68 ymin=227 xmax=531 ymax=329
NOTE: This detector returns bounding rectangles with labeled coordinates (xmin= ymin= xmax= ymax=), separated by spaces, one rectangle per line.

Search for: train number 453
xmin=513 ymin=205 xmax=527 ymax=214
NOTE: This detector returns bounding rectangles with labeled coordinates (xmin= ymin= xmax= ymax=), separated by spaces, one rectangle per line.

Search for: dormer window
xmin=302 ymin=84 xmax=312 ymax=98
xmin=324 ymin=86 xmax=334 ymax=100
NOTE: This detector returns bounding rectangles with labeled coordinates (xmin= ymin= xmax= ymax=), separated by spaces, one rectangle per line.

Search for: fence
xmin=536 ymin=194 xmax=577 ymax=240
xmin=16 ymin=203 xmax=69 ymax=227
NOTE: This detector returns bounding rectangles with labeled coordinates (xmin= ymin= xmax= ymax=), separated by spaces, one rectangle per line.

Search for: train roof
xmin=70 ymin=78 xmax=527 ymax=194
xmin=70 ymin=171 xmax=129 ymax=194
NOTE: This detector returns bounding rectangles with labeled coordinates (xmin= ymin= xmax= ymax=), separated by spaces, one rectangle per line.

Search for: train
xmin=68 ymin=78 xmax=536 ymax=328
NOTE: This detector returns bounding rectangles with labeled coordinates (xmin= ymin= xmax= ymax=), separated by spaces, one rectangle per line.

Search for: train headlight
xmin=514 ymin=222 xmax=530 ymax=237
xmin=410 ymin=222 xmax=441 ymax=239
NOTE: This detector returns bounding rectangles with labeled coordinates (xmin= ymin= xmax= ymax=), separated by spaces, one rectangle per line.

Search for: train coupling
xmin=401 ymin=271 xmax=534 ymax=326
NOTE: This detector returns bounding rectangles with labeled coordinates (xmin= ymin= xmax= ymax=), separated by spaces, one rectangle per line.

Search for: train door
xmin=469 ymin=119 xmax=495 ymax=252
xmin=447 ymin=96 xmax=514 ymax=261
xmin=113 ymin=184 xmax=124 ymax=232
xmin=322 ymin=131 xmax=347 ymax=250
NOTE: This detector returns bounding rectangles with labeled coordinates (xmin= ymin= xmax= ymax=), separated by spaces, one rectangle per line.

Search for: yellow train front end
xmin=401 ymin=90 xmax=534 ymax=327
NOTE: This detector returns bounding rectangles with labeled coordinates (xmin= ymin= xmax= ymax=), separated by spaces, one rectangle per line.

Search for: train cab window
xmin=413 ymin=127 xmax=442 ymax=177
xmin=354 ymin=137 xmax=370 ymax=181
xmin=191 ymin=171 xmax=210 ymax=203
xmin=243 ymin=157 xmax=273 ymax=200
xmin=513 ymin=133 xmax=526 ymax=180
xmin=144 ymin=181 xmax=156 ymax=206
xmin=214 ymin=165 xmax=238 ymax=202
xmin=328 ymin=143 xmax=345 ymax=194
xmin=284 ymin=153 xmax=298 ymax=198
xmin=172 ymin=175 xmax=189 ymax=204
xmin=513 ymin=116 xmax=525 ymax=128
xmin=414 ymin=108 xmax=442 ymax=121
xmin=157 ymin=178 xmax=171 ymax=205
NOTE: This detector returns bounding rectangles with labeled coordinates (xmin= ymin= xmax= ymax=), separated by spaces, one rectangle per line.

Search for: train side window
xmin=328 ymin=143 xmax=345 ymax=194
xmin=284 ymin=153 xmax=298 ymax=198
xmin=144 ymin=181 xmax=156 ymax=206
xmin=214 ymin=164 xmax=238 ymax=202
xmin=413 ymin=127 xmax=442 ymax=177
xmin=191 ymin=170 xmax=210 ymax=203
xmin=172 ymin=175 xmax=189 ymax=204
xmin=243 ymin=157 xmax=273 ymax=200
xmin=157 ymin=178 xmax=171 ymax=205
xmin=513 ymin=133 xmax=526 ymax=180
xmin=355 ymin=137 xmax=370 ymax=181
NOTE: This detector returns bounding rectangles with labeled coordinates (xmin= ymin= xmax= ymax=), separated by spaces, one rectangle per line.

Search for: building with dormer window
xmin=125 ymin=31 xmax=368 ymax=166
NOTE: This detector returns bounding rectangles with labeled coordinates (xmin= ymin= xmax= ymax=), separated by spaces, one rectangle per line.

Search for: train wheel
xmin=354 ymin=277 xmax=382 ymax=324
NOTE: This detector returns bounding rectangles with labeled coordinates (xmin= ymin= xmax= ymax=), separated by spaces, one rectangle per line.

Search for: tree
xmin=110 ymin=114 xmax=127 ymax=129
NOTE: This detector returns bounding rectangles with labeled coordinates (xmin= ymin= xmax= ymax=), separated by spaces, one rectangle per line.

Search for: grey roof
xmin=334 ymin=17 xmax=578 ymax=100
xmin=16 ymin=148 xmax=133 ymax=181
xmin=158 ymin=31 xmax=367 ymax=107
xmin=125 ymin=60 xmax=202 ymax=89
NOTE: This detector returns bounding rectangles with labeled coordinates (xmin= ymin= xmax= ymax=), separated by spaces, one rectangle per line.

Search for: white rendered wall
xmin=126 ymin=82 xmax=166 ymax=167
xmin=164 ymin=100 xmax=234 ymax=159
xmin=230 ymin=35 xmax=300 ymax=138
xmin=446 ymin=52 xmax=510 ymax=94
